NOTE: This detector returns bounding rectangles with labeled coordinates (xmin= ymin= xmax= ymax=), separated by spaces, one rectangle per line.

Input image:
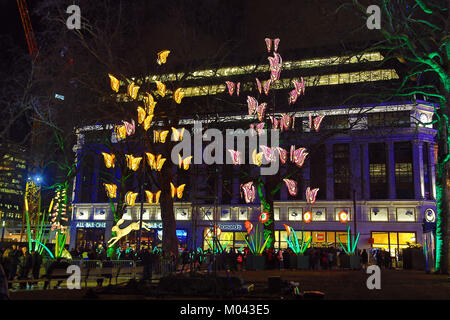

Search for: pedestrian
xmin=361 ymin=249 xmax=368 ymax=270
xmin=18 ymin=246 xmax=32 ymax=289
xmin=8 ymin=245 xmax=20 ymax=289
xmin=282 ymin=249 xmax=290 ymax=269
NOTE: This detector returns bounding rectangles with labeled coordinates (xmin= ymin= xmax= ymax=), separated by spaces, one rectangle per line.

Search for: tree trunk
xmin=436 ymin=98 xmax=449 ymax=274
xmin=159 ymin=160 xmax=179 ymax=256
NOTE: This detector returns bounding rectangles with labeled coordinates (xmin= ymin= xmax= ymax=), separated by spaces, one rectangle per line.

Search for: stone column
xmin=412 ymin=141 xmax=424 ymax=199
xmin=361 ymin=143 xmax=370 ymax=200
xmin=387 ymin=141 xmax=396 ymax=199
xmin=326 ymin=144 xmax=334 ymax=200
xmin=429 ymin=143 xmax=437 ymax=200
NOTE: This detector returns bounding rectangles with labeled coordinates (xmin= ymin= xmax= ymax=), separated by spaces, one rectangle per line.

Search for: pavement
xmin=7 ymin=268 xmax=450 ymax=300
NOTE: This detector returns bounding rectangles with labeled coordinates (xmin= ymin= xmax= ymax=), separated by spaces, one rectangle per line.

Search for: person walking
xmin=8 ymin=245 xmax=20 ymax=289
xmin=18 ymin=246 xmax=32 ymax=289
xmin=361 ymin=249 xmax=368 ymax=270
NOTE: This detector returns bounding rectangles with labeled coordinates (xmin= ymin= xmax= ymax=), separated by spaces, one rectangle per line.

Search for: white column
xmin=326 ymin=144 xmax=334 ymax=200
xmin=412 ymin=141 xmax=424 ymax=199
xmin=387 ymin=141 xmax=396 ymax=199
xmin=429 ymin=143 xmax=437 ymax=199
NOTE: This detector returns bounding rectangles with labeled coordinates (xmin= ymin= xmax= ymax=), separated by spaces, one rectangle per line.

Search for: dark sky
xmin=0 ymin=0 xmax=28 ymax=55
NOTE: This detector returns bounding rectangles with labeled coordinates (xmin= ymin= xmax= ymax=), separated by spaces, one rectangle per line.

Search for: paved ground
xmin=8 ymin=269 xmax=450 ymax=300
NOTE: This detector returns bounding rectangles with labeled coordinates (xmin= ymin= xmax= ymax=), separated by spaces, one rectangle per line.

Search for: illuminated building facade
xmin=0 ymin=144 xmax=27 ymax=240
xmin=68 ymin=51 xmax=437 ymax=259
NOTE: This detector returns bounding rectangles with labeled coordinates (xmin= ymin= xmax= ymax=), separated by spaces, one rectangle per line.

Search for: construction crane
xmin=16 ymin=0 xmax=38 ymax=59
xmin=16 ymin=0 xmax=42 ymax=242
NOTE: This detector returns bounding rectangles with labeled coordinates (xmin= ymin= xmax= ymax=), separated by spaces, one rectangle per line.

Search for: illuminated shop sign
xmin=213 ymin=223 xmax=244 ymax=231
xmin=76 ymin=222 xmax=106 ymax=228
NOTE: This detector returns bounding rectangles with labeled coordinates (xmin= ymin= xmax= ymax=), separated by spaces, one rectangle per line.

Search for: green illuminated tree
xmin=347 ymin=0 xmax=449 ymax=273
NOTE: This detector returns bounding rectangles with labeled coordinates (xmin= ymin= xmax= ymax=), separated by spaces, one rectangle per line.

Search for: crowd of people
xmin=0 ymin=241 xmax=396 ymax=291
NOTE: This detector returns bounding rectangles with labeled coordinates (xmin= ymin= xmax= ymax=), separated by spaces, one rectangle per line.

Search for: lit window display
xmin=176 ymin=208 xmax=190 ymax=220
xmin=312 ymin=208 xmax=326 ymax=221
xmin=288 ymin=207 xmax=302 ymax=221
xmin=396 ymin=208 xmax=415 ymax=222
xmin=220 ymin=207 xmax=231 ymax=221
xmin=237 ymin=207 xmax=248 ymax=221
xmin=371 ymin=231 xmax=416 ymax=257
xmin=370 ymin=207 xmax=389 ymax=221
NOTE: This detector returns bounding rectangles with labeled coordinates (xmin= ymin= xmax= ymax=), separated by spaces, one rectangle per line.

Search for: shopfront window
xmin=371 ymin=231 xmax=416 ymax=257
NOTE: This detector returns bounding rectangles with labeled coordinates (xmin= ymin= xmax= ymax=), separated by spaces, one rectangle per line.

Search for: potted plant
xmin=283 ymin=224 xmax=312 ymax=270
xmin=337 ymin=216 xmax=361 ymax=270
xmin=242 ymin=222 xmax=270 ymax=270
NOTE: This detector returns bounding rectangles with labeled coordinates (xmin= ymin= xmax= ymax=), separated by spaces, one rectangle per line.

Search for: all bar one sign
xmin=76 ymin=222 xmax=106 ymax=228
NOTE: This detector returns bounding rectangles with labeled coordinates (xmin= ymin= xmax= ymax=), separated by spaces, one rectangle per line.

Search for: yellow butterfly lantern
xmin=174 ymin=88 xmax=184 ymax=104
xmin=154 ymin=130 xmax=169 ymax=143
xmin=143 ymin=115 xmax=154 ymax=131
xmin=125 ymin=191 xmax=138 ymax=206
xmin=143 ymin=93 xmax=156 ymax=114
xmin=146 ymin=153 xmax=166 ymax=171
xmin=101 ymin=152 xmax=116 ymax=168
xmin=108 ymin=74 xmax=120 ymax=92
xmin=137 ymin=106 xmax=146 ymax=124
xmin=170 ymin=183 xmax=186 ymax=199
xmin=157 ymin=50 xmax=170 ymax=65
xmin=127 ymin=82 xmax=140 ymax=100
xmin=125 ymin=155 xmax=142 ymax=171
xmin=145 ymin=190 xmax=161 ymax=204
xmin=104 ymin=183 xmax=117 ymax=199
xmin=115 ymin=125 xmax=127 ymax=140
xmin=178 ymin=154 xmax=193 ymax=170
xmin=155 ymin=81 xmax=166 ymax=97
xmin=252 ymin=149 xmax=263 ymax=167
xmin=171 ymin=127 xmax=185 ymax=142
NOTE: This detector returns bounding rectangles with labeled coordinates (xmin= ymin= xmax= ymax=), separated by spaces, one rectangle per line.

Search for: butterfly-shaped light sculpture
xmin=122 ymin=119 xmax=135 ymax=136
xmin=264 ymin=38 xmax=280 ymax=53
xmin=255 ymin=78 xmax=262 ymax=95
xmin=101 ymin=152 xmax=116 ymax=168
xmin=306 ymin=187 xmax=319 ymax=205
xmin=260 ymin=145 xmax=276 ymax=162
xmin=154 ymin=130 xmax=169 ymax=143
xmin=125 ymin=155 xmax=142 ymax=171
xmin=104 ymin=183 xmax=117 ymax=199
xmin=277 ymin=147 xmax=288 ymax=164
xmin=157 ymin=50 xmax=170 ymax=65
xmin=228 ymin=149 xmax=242 ymax=165
xmin=225 ymin=81 xmax=240 ymax=96
xmin=240 ymin=181 xmax=256 ymax=203
xmin=127 ymin=82 xmax=140 ymax=100
xmin=283 ymin=178 xmax=298 ymax=196
xmin=280 ymin=114 xmax=295 ymax=132
xmin=115 ymin=125 xmax=127 ymax=140
xmin=290 ymin=146 xmax=308 ymax=168
xmin=125 ymin=191 xmax=138 ymax=206
xmin=145 ymin=190 xmax=161 ymax=204
xmin=155 ymin=81 xmax=166 ymax=97
xmin=174 ymin=88 xmax=184 ymax=104
xmin=171 ymin=127 xmax=185 ymax=141
xmin=252 ymin=149 xmax=264 ymax=166
xmin=170 ymin=183 xmax=186 ymax=199
xmin=108 ymin=74 xmax=120 ymax=92
xmin=263 ymin=80 xmax=272 ymax=95
xmin=309 ymin=114 xmax=325 ymax=132
xmin=178 ymin=154 xmax=193 ymax=170
xmin=270 ymin=116 xmax=280 ymax=130
xmin=146 ymin=153 xmax=166 ymax=171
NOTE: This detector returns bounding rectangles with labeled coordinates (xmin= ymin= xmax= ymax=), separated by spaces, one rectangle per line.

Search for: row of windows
xmin=74 ymin=206 xmax=420 ymax=223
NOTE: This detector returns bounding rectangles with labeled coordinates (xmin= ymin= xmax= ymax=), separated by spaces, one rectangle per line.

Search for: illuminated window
xmin=176 ymin=208 xmax=190 ymax=220
xmin=335 ymin=208 xmax=351 ymax=221
xmin=371 ymin=232 xmax=416 ymax=257
xmin=288 ymin=207 xmax=302 ymax=221
xmin=370 ymin=207 xmax=389 ymax=221
xmin=397 ymin=208 xmax=416 ymax=222
xmin=312 ymin=208 xmax=326 ymax=221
